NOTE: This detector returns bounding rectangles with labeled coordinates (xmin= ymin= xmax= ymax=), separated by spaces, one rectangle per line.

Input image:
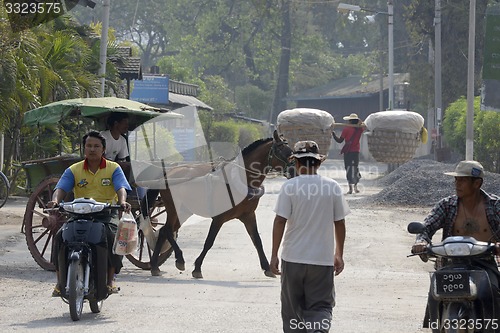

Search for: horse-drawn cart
xmin=20 ymin=97 xmax=183 ymax=271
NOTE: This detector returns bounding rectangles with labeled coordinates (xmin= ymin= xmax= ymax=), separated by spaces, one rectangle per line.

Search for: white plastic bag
xmin=113 ymin=212 xmax=138 ymax=255
xmin=138 ymin=215 xmax=172 ymax=254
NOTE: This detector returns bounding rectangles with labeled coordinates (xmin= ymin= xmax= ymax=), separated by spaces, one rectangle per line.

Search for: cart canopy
xmin=23 ymin=97 xmax=183 ymax=127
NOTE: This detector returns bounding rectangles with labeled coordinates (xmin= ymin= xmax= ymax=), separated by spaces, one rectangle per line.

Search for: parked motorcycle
xmin=51 ymin=198 xmax=121 ymax=321
xmin=408 ymin=222 xmax=500 ymax=333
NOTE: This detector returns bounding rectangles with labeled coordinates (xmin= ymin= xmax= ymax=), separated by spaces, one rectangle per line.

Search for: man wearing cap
xmin=411 ymin=160 xmax=500 ymax=328
xmin=271 ymin=141 xmax=350 ymax=333
xmin=332 ymin=113 xmax=366 ymax=194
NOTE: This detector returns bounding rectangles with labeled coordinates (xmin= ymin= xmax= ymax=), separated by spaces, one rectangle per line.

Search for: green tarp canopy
xmin=23 ymin=97 xmax=182 ymax=127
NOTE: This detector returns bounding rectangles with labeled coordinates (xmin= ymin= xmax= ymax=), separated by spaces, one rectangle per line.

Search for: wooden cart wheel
xmin=126 ymin=196 xmax=176 ymax=270
xmin=23 ymin=175 xmax=72 ymax=271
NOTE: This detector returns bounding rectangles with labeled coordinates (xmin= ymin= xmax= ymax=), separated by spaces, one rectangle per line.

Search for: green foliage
xmin=235 ymin=84 xmax=273 ymax=120
xmin=475 ymin=109 xmax=500 ymax=173
xmin=203 ymin=117 xmax=266 ymax=150
xmin=442 ymin=97 xmax=467 ymax=156
xmin=443 ymin=96 xmax=500 ymax=172
xmin=208 ymin=121 xmax=239 ymax=145
xmin=156 ymin=56 xmax=196 ymax=82
xmin=198 ymin=75 xmax=236 ymax=114
xmin=238 ymin=124 xmax=266 ymax=148
xmin=405 ymin=0 xmax=489 ymax=112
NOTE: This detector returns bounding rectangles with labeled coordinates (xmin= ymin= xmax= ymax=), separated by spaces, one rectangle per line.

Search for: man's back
xmin=275 ymin=174 xmax=348 ymax=266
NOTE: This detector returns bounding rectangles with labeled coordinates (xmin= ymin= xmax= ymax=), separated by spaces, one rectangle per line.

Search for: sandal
xmin=107 ymin=284 xmax=120 ymax=294
xmin=52 ymin=285 xmax=61 ymax=297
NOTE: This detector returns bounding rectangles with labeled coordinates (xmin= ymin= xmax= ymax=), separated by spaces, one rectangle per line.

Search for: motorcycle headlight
xmin=64 ymin=202 xmax=105 ymax=214
xmin=443 ymin=243 xmax=473 ymax=256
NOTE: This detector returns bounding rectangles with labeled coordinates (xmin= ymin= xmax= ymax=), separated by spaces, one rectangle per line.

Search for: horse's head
xmin=269 ymin=130 xmax=295 ymax=178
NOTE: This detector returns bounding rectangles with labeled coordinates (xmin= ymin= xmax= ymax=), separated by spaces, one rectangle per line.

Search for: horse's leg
xmin=239 ymin=212 xmax=275 ymax=278
xmin=150 ymin=216 xmax=185 ymax=276
xmin=192 ymin=218 xmax=225 ymax=279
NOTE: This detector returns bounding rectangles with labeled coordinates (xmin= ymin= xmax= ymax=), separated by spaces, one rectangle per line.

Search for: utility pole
xmin=338 ymin=2 xmax=394 ymax=110
xmin=387 ymin=0 xmax=394 ymax=110
xmin=99 ymin=0 xmax=111 ymax=97
xmin=435 ymin=0 xmax=442 ymax=151
xmin=466 ymin=0 xmax=476 ymax=160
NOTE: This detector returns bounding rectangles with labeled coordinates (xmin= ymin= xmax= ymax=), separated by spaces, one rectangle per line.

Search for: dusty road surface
xmin=0 ymin=160 xmax=435 ymax=332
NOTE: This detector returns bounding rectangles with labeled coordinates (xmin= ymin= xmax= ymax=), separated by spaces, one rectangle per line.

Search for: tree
xmin=443 ymin=96 xmax=500 ymax=173
xmin=404 ymin=0 xmax=489 ymax=114
xmin=0 ymin=4 xmax=123 ymax=169
xmin=70 ymin=0 xmax=391 ymax=122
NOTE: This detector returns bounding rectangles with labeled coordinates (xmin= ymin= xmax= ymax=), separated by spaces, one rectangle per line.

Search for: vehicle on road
xmin=408 ymin=221 xmax=500 ymax=333
xmin=50 ymin=198 xmax=123 ymax=321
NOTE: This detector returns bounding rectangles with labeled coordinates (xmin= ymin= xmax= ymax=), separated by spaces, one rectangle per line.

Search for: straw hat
xmin=343 ymin=113 xmax=360 ymax=121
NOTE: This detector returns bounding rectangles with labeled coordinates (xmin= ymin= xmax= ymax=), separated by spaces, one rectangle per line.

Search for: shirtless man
xmin=411 ymin=160 xmax=500 ymax=329
xmin=411 ymin=160 xmax=500 ymax=254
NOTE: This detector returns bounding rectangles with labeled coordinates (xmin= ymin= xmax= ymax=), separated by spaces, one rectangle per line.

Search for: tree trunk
xmin=270 ymin=0 xmax=292 ymax=124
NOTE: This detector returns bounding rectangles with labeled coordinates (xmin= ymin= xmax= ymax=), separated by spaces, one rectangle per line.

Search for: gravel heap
xmin=361 ymin=159 xmax=500 ymax=207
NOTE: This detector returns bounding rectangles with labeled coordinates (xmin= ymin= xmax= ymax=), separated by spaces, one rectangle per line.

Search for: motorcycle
xmin=51 ymin=198 xmax=121 ymax=321
xmin=408 ymin=222 xmax=500 ymax=333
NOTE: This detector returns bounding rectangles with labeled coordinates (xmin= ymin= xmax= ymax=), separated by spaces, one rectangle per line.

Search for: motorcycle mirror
xmin=407 ymin=221 xmax=425 ymax=234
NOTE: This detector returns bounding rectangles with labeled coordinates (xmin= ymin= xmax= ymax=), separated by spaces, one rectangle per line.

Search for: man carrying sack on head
xmin=332 ymin=113 xmax=366 ymax=194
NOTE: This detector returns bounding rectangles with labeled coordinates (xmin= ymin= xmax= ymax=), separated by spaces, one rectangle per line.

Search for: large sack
xmin=364 ymin=110 xmax=424 ymax=134
xmin=364 ymin=110 xmax=424 ymax=164
xmin=277 ymin=108 xmax=334 ymax=154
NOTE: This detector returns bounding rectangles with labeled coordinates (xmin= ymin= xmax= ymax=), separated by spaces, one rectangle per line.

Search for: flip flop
xmin=107 ymin=285 xmax=120 ymax=294
xmin=52 ymin=286 xmax=61 ymax=297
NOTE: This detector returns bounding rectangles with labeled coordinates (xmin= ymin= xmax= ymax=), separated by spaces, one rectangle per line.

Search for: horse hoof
xmin=265 ymin=270 xmax=276 ymax=278
xmin=175 ymin=261 xmax=185 ymax=271
xmin=192 ymin=270 xmax=203 ymax=279
xmin=151 ymin=268 xmax=162 ymax=276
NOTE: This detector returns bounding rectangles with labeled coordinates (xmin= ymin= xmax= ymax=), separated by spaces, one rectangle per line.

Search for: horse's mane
xmin=241 ymin=137 xmax=272 ymax=156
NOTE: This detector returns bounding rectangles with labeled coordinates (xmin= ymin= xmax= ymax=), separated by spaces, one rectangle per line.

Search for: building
xmin=286 ymin=73 xmax=410 ymax=122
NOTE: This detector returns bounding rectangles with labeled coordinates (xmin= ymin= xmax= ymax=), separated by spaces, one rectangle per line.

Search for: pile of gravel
xmin=361 ymin=159 xmax=500 ymax=207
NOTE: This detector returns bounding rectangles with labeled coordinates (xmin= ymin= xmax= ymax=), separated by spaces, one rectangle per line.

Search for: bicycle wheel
xmin=0 ymin=171 xmax=9 ymax=209
xmin=126 ymin=201 xmax=174 ymax=270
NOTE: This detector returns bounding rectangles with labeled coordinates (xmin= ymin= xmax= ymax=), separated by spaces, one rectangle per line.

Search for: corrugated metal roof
xmin=169 ymin=92 xmax=213 ymax=110
xmin=287 ymin=73 xmax=409 ymax=101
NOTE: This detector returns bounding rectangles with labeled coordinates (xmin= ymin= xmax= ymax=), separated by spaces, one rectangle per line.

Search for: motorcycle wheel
xmin=68 ymin=259 xmax=85 ymax=321
xmin=89 ymin=300 xmax=103 ymax=314
xmin=441 ymin=302 xmax=473 ymax=333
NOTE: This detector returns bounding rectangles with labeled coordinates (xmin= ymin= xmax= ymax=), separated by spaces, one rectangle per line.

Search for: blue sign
xmin=131 ymin=76 xmax=169 ymax=104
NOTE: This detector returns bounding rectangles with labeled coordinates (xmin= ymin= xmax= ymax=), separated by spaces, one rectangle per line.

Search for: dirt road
xmin=0 ymin=160 xmax=433 ymax=332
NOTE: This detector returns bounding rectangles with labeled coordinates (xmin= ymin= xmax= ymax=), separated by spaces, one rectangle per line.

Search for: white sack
xmin=364 ymin=110 xmax=424 ymax=133
xmin=277 ymin=108 xmax=335 ymax=131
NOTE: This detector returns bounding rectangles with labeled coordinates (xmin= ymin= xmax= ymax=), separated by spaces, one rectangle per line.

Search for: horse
xmin=149 ymin=130 xmax=294 ymax=278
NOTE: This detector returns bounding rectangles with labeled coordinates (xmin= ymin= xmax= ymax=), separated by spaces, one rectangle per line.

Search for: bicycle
xmin=0 ymin=170 xmax=9 ymax=209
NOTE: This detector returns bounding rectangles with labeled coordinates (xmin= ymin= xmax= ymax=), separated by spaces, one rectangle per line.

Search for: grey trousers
xmin=281 ymin=260 xmax=335 ymax=333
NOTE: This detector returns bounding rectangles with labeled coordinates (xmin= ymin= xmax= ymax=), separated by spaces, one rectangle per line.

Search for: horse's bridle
xmin=267 ymin=140 xmax=295 ymax=178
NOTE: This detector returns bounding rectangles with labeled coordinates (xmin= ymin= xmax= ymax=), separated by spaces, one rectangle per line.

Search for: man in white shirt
xmin=271 ymin=141 xmax=349 ymax=333
xmin=100 ymin=112 xmax=129 ymax=162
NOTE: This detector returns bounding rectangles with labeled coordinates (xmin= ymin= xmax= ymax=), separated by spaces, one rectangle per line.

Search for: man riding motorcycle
xmin=48 ymin=131 xmax=132 ymax=296
xmin=411 ymin=160 xmax=500 ymax=328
